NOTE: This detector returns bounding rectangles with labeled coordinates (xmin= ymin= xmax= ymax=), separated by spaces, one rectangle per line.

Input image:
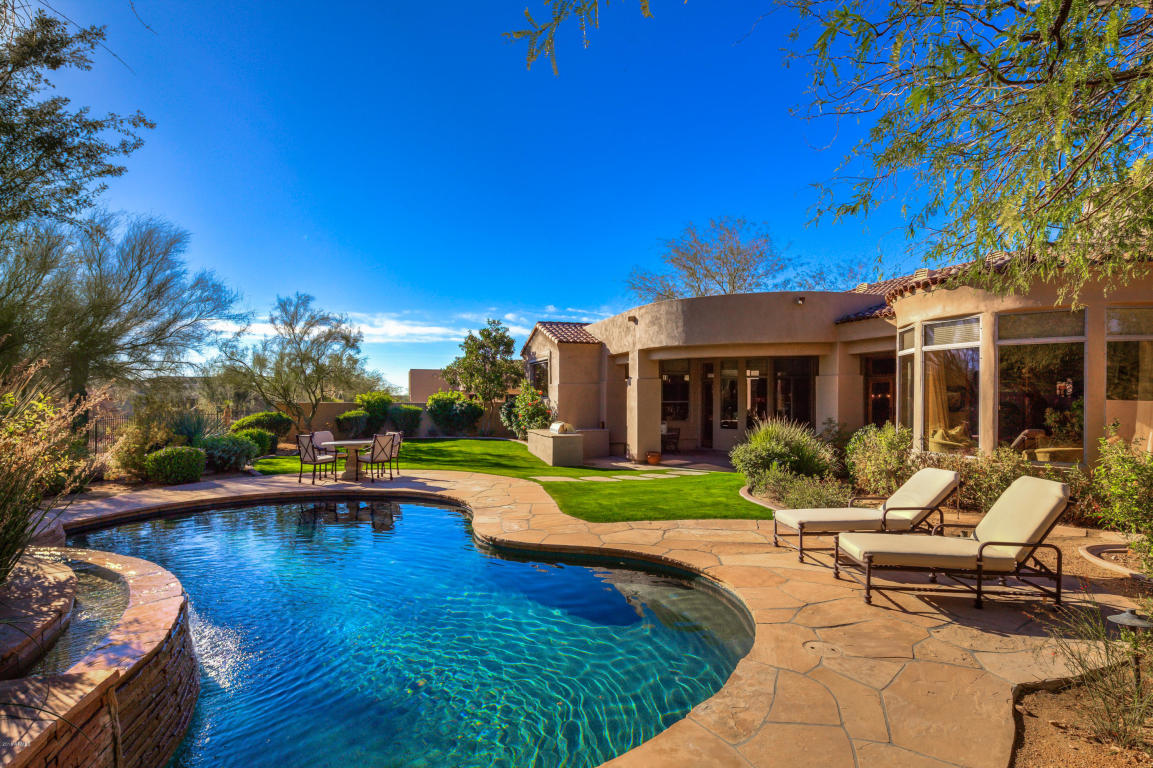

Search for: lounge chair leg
xmin=975 ymin=563 xmax=984 ymax=609
xmin=833 ymin=536 xmax=840 ymax=579
xmin=772 ymin=519 xmax=779 ymax=547
xmin=1054 ymin=548 xmax=1063 ymax=605
xmin=929 ymin=570 xmax=938 ymax=584
xmin=797 ymin=525 xmax=804 ymax=563
xmin=864 ymin=557 xmax=873 ymax=605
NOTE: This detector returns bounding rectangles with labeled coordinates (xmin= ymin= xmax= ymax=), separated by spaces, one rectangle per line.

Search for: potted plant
xmin=646 ymin=450 xmax=661 ymax=465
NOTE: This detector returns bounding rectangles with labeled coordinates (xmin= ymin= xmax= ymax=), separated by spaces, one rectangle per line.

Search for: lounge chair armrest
xmin=879 ymin=505 xmax=938 ymax=529
xmin=977 ymin=540 xmax=1059 ymax=557
xmin=930 ymin=521 xmax=977 ymax=536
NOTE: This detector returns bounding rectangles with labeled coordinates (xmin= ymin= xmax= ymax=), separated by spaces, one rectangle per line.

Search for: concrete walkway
xmin=57 ymin=472 xmax=1131 ymax=768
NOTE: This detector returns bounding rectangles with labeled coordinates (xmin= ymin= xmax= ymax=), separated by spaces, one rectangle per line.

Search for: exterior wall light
xmin=794 ymin=296 xmax=806 ymax=305
xmin=627 ymin=315 xmax=639 ymax=324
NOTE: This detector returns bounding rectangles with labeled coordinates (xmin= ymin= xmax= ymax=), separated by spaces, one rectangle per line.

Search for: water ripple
xmin=70 ymin=501 xmax=752 ymax=768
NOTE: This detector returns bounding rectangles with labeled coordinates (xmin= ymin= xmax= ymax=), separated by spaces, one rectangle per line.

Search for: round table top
xmin=320 ymin=439 xmax=373 ymax=447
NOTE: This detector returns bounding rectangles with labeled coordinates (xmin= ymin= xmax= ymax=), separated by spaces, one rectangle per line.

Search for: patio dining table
xmin=320 ymin=439 xmax=373 ymax=481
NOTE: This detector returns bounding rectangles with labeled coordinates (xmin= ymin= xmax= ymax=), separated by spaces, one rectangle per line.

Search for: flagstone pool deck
xmin=57 ymin=471 xmax=1133 ymax=768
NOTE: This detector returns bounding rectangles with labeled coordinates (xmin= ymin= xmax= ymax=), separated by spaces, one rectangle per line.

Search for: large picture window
xmin=720 ymin=359 xmax=739 ymax=430
xmin=897 ymin=326 xmax=914 ymax=429
xmin=660 ymin=359 xmax=690 ymax=422
xmin=745 ymin=358 xmax=769 ymax=427
xmin=923 ymin=317 xmax=980 ymax=454
xmin=997 ymin=311 xmax=1085 ymax=463
xmin=1106 ymin=307 xmax=1153 ymax=451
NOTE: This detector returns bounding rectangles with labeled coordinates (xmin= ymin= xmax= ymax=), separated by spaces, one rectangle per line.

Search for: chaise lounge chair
xmin=772 ymin=468 xmax=960 ymax=561
xmin=834 ymin=475 xmax=1070 ymax=608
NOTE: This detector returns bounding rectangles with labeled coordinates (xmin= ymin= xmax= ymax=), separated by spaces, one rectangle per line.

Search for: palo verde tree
xmin=0 ymin=11 xmax=152 ymax=228
xmin=217 ymin=293 xmax=379 ymax=432
xmin=509 ymin=1 xmax=1153 ymax=300
xmin=38 ymin=214 xmax=241 ymax=401
xmin=628 ymin=216 xmax=865 ymax=302
xmin=442 ymin=319 xmax=522 ymax=433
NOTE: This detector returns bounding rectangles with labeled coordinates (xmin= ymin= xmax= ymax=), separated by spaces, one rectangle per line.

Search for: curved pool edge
xmin=39 ymin=471 xmax=1137 ymax=768
xmin=0 ymin=548 xmax=197 ymax=768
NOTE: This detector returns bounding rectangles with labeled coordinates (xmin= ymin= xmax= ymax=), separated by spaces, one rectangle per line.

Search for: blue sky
xmin=54 ymin=1 xmax=913 ymax=391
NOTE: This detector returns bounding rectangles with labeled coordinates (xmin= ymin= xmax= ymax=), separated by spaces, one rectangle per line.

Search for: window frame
xmin=994 ymin=311 xmax=1087 ymax=463
xmin=921 ymin=316 xmax=982 ymax=454
xmin=896 ymin=325 xmax=915 ymax=429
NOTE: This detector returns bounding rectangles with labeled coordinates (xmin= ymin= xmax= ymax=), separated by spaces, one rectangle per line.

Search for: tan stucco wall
xmin=523 ymin=333 xmax=605 ymax=430
xmin=408 ymin=369 xmax=450 ymax=403
xmin=581 ymin=292 xmax=896 ymax=459
xmin=891 ymin=276 xmax=1153 ymax=463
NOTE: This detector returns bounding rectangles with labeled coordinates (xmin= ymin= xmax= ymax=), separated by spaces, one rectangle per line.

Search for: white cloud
xmin=348 ymin=312 xmax=471 ymax=344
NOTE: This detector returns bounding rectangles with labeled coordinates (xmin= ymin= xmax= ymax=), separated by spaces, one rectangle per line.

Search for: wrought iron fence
xmin=86 ymin=408 xmax=232 ymax=453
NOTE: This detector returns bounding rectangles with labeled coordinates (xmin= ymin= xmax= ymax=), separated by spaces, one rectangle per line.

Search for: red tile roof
xmin=531 ymin=321 xmax=601 ymax=345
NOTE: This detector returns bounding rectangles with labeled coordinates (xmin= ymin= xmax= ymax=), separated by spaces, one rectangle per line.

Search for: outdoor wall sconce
xmin=794 ymin=296 xmax=806 ymax=305
xmin=627 ymin=315 xmax=638 ymax=324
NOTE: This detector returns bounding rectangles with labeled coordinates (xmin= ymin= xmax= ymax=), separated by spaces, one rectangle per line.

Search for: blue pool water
xmin=69 ymin=500 xmax=753 ymax=768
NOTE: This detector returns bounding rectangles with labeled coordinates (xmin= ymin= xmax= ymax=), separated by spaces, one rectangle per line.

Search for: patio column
xmin=627 ymin=349 xmax=661 ymax=461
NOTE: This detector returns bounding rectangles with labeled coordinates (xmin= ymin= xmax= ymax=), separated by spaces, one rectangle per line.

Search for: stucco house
xmin=521 ymin=267 xmax=1153 ymax=465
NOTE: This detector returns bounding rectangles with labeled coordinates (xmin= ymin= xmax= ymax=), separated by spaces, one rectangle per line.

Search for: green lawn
xmin=254 ymin=438 xmax=768 ymax=523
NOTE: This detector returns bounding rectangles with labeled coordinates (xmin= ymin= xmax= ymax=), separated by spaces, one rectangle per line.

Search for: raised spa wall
xmin=0 ymin=550 xmax=198 ymax=768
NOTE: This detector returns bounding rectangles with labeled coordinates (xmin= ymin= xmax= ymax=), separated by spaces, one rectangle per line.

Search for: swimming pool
xmin=69 ymin=499 xmax=752 ymax=768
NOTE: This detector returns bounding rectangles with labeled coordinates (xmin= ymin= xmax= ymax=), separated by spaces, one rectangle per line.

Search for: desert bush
xmin=730 ymin=418 xmax=834 ymax=491
xmin=760 ymin=465 xmax=852 ymax=508
xmin=167 ymin=410 xmax=225 ymax=446
xmin=143 ymin=446 xmax=206 ymax=484
xmin=0 ymin=367 xmax=96 ymax=581
xmin=388 ymin=404 xmax=422 ymax=435
xmin=426 ymin=390 xmax=484 ymax=435
xmin=230 ymin=411 xmax=293 ymax=439
xmin=1093 ymin=429 xmax=1153 ymax=571
xmin=845 ymin=423 xmax=915 ymax=495
xmin=199 ymin=434 xmax=259 ymax=472
xmin=335 ymin=408 xmax=369 ymax=438
xmin=233 ymin=427 xmax=275 ymax=456
xmin=109 ymin=421 xmax=176 ymax=481
xmin=1046 ymin=600 xmax=1153 ymax=750
xmin=354 ymin=391 xmax=394 ymax=433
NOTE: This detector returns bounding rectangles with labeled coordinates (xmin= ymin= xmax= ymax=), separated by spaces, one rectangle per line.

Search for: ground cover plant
xmin=255 ymin=438 xmax=765 ymax=523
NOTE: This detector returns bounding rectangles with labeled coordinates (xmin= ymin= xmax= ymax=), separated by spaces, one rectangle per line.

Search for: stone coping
xmin=0 ymin=547 xmax=196 ymax=768
xmin=42 ymin=472 xmax=1137 ymax=768
xmin=0 ymin=557 xmax=75 ymax=680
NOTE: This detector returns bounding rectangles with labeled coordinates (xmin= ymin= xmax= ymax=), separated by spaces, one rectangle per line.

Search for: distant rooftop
xmin=531 ymin=321 xmax=601 ymax=345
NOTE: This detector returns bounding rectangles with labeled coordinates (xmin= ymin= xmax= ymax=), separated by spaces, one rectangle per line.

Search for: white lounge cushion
xmin=882 ymin=468 xmax=960 ymax=524
xmin=974 ymin=476 xmax=1069 ymax=562
xmin=774 ymin=468 xmax=959 ymax=534
xmin=838 ymin=532 xmax=1018 ymax=572
xmin=775 ymin=508 xmax=909 ymax=533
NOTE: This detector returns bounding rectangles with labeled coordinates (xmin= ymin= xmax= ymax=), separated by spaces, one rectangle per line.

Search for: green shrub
xmin=761 ymin=465 xmax=852 ymax=508
xmin=426 ymin=390 xmax=484 ymax=434
xmin=499 ymin=397 xmax=518 ymax=435
xmin=199 ymin=434 xmax=259 ymax=472
xmin=143 ymin=446 xmax=206 ymax=484
xmin=167 ymin=410 xmax=225 ymax=446
xmin=230 ymin=411 xmax=293 ymax=439
xmin=233 ymin=427 xmax=275 ymax=456
xmin=1092 ymin=429 xmax=1153 ymax=571
xmin=110 ymin=421 xmax=176 ymax=481
xmin=335 ymin=408 xmax=369 ymax=438
xmin=845 ymin=423 xmax=915 ymax=495
xmin=354 ymin=391 xmax=394 ymax=433
xmin=730 ymin=418 xmax=834 ymax=491
xmin=501 ymin=386 xmax=552 ymax=439
xmin=388 ymin=404 xmax=422 ymax=435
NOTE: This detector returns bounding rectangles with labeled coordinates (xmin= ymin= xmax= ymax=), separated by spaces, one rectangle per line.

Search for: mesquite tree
xmin=509 ymin=0 xmax=1153 ymax=299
